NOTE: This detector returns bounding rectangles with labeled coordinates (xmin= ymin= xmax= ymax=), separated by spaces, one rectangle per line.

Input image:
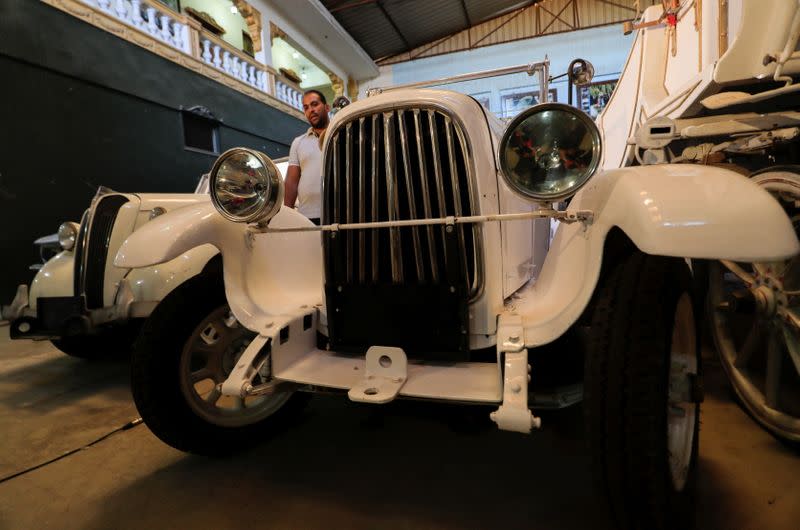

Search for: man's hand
xmin=284 ymin=165 xmax=301 ymax=207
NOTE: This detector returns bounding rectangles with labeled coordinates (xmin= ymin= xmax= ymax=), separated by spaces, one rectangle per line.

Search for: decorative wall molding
xmin=41 ymin=0 xmax=303 ymax=120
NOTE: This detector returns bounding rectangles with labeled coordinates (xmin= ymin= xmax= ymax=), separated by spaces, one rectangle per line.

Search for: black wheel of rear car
xmin=51 ymin=324 xmax=140 ymax=360
xmin=585 ymin=252 xmax=701 ymax=530
xmin=131 ymin=273 xmax=307 ymax=455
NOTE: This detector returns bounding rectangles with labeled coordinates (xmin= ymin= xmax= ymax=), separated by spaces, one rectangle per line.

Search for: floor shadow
xmin=82 ymin=396 xmax=611 ymax=530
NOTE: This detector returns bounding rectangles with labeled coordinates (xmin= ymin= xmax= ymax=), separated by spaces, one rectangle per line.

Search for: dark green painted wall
xmin=0 ymin=0 xmax=307 ymax=301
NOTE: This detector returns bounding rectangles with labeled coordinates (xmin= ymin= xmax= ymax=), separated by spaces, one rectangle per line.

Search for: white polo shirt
xmin=288 ymin=128 xmax=323 ymax=219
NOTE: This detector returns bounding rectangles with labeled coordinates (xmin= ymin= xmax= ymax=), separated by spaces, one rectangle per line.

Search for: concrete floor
xmin=0 ymin=327 xmax=798 ymax=530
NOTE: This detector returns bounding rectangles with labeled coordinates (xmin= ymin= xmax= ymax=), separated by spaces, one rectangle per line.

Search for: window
xmin=499 ymin=87 xmax=557 ymax=119
xmin=242 ymin=30 xmax=254 ymax=57
xmin=156 ymin=0 xmax=180 ymax=11
xmin=577 ymin=79 xmax=618 ymax=120
xmin=181 ymin=106 xmax=219 ymax=154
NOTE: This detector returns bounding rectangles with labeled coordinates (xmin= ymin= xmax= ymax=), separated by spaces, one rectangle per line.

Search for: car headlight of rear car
xmin=209 ymin=148 xmax=284 ymax=223
xmin=499 ymin=103 xmax=602 ymax=202
xmin=57 ymin=222 xmax=80 ymax=251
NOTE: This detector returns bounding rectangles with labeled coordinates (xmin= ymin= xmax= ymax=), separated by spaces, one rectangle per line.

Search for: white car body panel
xmin=597 ymin=0 xmax=800 ymax=170
xmin=116 ymin=203 xmax=323 ymax=332
xmin=22 ymin=192 xmax=216 ymax=321
xmin=117 ymin=164 xmax=798 ymax=350
xmin=122 ymin=244 xmax=220 ymax=317
xmin=28 ymin=250 xmax=75 ymax=304
xmin=512 ymin=164 xmax=799 ymax=347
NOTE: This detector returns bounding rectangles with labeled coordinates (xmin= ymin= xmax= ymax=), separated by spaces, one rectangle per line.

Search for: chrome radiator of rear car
xmin=73 ymin=194 xmax=129 ymax=309
xmin=322 ymin=106 xmax=483 ymax=358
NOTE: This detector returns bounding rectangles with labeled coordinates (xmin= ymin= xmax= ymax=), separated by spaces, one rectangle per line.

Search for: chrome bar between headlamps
xmin=250 ymin=210 xmax=594 ymax=234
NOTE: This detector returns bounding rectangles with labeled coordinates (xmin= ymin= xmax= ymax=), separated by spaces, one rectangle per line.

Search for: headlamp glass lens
xmin=213 ymin=151 xmax=271 ymax=221
xmin=501 ymin=106 xmax=600 ymax=200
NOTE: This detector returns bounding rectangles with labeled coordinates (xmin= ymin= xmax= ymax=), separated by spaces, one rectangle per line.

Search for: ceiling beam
xmin=459 ymin=0 xmax=472 ymax=26
xmin=539 ymin=0 xmax=574 ymax=33
xmin=596 ymin=0 xmax=637 ymax=12
xmin=472 ymin=1 xmax=535 ymax=48
xmin=377 ymin=0 xmax=411 ymax=51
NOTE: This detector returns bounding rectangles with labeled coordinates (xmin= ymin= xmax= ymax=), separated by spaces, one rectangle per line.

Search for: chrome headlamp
xmin=209 ymin=148 xmax=284 ymax=223
xmin=57 ymin=222 xmax=80 ymax=251
xmin=499 ymin=103 xmax=602 ymax=202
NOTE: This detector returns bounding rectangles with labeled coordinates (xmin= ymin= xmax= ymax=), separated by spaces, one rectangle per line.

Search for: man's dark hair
xmin=303 ymin=89 xmax=327 ymax=104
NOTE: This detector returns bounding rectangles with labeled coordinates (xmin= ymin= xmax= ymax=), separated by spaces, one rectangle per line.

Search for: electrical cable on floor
xmin=0 ymin=417 xmax=143 ymax=485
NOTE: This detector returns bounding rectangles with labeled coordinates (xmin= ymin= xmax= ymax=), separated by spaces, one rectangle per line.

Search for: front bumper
xmin=1 ymin=284 xmax=29 ymax=321
xmin=10 ymin=296 xmax=91 ymax=340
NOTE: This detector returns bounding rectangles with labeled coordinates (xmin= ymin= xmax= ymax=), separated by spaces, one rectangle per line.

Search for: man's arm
xmin=284 ymin=165 xmax=301 ymax=208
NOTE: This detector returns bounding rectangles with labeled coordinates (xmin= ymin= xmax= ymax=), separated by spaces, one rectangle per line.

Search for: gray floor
xmin=0 ymin=326 xmax=798 ymax=530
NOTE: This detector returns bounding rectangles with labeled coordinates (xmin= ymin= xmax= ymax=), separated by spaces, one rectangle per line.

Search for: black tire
xmin=585 ymin=252 xmax=701 ymax=530
xmin=131 ymin=273 xmax=308 ymax=456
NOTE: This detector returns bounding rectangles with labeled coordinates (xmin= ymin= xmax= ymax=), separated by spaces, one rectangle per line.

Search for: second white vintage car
xmin=5 ymin=163 xmax=287 ymax=359
xmin=114 ymin=2 xmax=798 ymax=528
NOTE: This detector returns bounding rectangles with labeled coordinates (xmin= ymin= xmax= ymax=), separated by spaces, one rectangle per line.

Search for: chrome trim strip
xmin=74 ymin=209 xmax=91 ymax=298
xmin=332 ymin=132 xmax=340 ymax=225
xmin=427 ymin=110 xmax=449 ymax=270
xmin=358 ymin=117 xmax=366 ymax=283
xmin=413 ymin=109 xmax=438 ymax=283
xmin=383 ymin=111 xmax=403 ymax=283
xmin=367 ymin=60 xmax=549 ymax=96
xmin=445 ymin=116 xmax=470 ymax=293
xmin=398 ymin=109 xmax=425 ymax=281
xmin=371 ymin=114 xmax=379 ymax=283
xmin=345 ymin=122 xmax=353 ymax=282
xmin=454 ymin=122 xmax=483 ymax=298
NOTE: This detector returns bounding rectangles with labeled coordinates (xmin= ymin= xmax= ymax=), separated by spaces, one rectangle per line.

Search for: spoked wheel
xmin=708 ymin=167 xmax=800 ymax=442
xmin=179 ymin=305 xmax=291 ymax=428
xmin=132 ymin=274 xmax=307 ymax=455
xmin=586 ymin=252 xmax=701 ymax=530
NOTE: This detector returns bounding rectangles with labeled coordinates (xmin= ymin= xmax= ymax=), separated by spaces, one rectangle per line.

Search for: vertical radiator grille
xmin=77 ymin=195 xmax=129 ymax=309
xmin=323 ymin=107 xmax=481 ymax=296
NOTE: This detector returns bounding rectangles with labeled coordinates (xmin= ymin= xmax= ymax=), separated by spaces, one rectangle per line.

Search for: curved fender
xmin=28 ymin=250 xmax=75 ymax=311
xmin=514 ymin=164 xmax=799 ymax=347
xmin=115 ymin=203 xmax=323 ymax=330
xmin=122 ymin=244 xmax=219 ymax=306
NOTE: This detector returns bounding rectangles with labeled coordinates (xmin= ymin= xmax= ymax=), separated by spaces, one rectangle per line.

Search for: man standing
xmin=284 ymin=90 xmax=330 ymax=225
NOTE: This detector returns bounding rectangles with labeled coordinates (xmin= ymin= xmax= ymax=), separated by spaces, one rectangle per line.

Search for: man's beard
xmin=311 ymin=113 xmax=329 ymax=129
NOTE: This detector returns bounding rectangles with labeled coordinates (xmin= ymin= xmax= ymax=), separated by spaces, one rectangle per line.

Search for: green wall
xmin=0 ymin=0 xmax=306 ymax=301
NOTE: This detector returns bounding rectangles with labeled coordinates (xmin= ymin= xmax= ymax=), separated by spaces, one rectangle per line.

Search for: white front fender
xmin=514 ymin=164 xmax=799 ymax=347
xmin=588 ymin=165 xmax=798 ymax=261
xmin=115 ymin=203 xmax=323 ymax=330
xmin=28 ymin=250 xmax=75 ymax=311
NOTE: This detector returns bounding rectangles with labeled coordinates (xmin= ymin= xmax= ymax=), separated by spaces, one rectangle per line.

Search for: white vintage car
xmin=114 ymin=2 xmax=798 ymax=529
xmin=597 ymin=0 xmax=800 ymax=445
xmin=5 ymin=163 xmax=286 ymax=359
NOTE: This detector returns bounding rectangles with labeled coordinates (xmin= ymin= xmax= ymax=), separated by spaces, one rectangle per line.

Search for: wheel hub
xmin=752 ymin=269 xmax=788 ymax=318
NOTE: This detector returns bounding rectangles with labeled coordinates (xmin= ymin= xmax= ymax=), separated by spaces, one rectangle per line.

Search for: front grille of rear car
xmin=72 ymin=210 xmax=89 ymax=298
xmin=77 ymin=195 xmax=129 ymax=309
xmin=322 ymin=106 xmax=482 ymax=297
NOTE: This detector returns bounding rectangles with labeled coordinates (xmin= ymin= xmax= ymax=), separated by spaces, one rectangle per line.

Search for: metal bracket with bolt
xmin=490 ymin=313 xmax=542 ymax=433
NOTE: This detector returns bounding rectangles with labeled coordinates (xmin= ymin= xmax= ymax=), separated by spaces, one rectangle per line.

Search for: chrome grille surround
xmin=73 ymin=194 xmax=129 ymax=309
xmin=323 ymin=104 xmax=484 ymax=299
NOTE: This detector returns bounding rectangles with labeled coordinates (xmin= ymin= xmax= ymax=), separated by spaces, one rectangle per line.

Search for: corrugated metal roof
xmin=321 ymin=0 xmax=540 ymax=60
xmin=322 ymin=1 xmax=656 ymax=65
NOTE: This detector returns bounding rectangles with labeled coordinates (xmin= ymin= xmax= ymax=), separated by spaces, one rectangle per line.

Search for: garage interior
xmin=2 ymin=1 xmax=800 ymax=529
